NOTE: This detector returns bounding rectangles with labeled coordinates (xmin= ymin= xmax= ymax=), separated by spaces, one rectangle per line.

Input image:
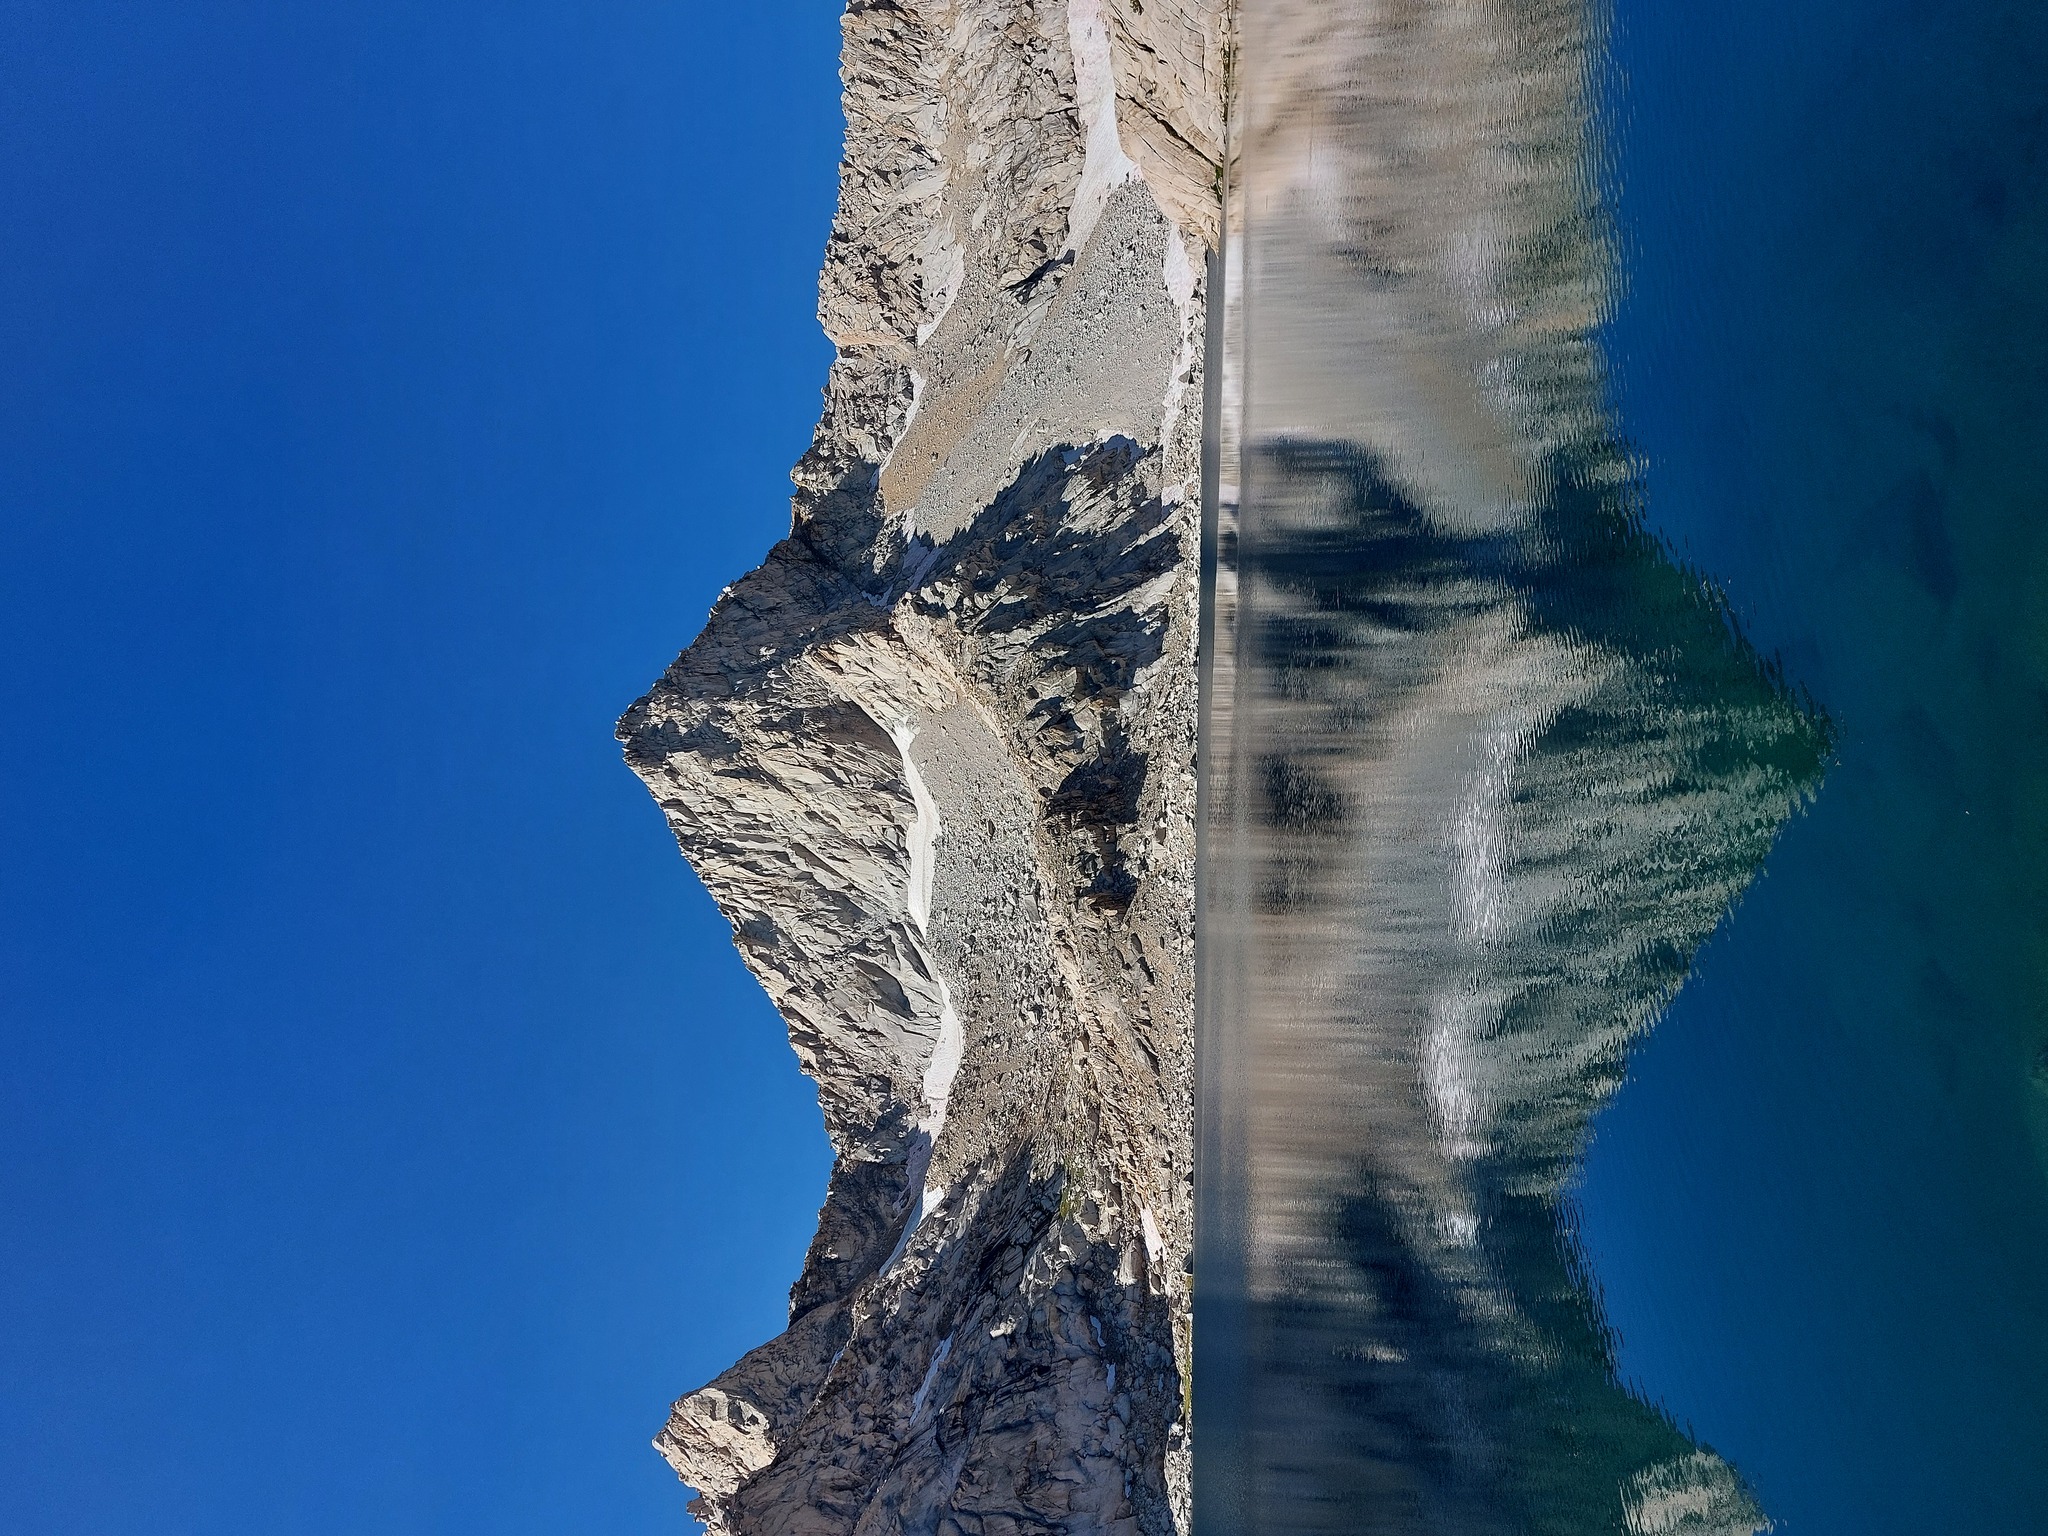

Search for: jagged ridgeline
xmin=1196 ymin=437 xmax=1828 ymax=1536
xmin=618 ymin=3 xmax=1228 ymax=1531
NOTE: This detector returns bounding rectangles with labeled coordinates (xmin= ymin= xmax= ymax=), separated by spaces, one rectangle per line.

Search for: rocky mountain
xmin=618 ymin=2 xmax=1814 ymax=1533
xmin=617 ymin=5 xmax=1229 ymax=1533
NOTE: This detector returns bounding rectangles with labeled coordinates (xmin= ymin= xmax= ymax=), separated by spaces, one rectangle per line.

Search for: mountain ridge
xmin=618 ymin=6 xmax=1229 ymax=1531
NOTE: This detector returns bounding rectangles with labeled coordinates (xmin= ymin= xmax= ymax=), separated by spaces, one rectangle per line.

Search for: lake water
xmin=1194 ymin=1 xmax=2048 ymax=1531
xmin=1577 ymin=0 xmax=2048 ymax=1531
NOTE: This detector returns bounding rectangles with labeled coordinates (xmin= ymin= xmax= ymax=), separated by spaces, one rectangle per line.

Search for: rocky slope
xmin=618 ymin=5 xmax=1229 ymax=1532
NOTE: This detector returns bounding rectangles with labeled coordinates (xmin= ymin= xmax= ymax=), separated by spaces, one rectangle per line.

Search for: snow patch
xmin=882 ymin=1166 xmax=950 ymax=1274
xmin=901 ymin=534 xmax=944 ymax=593
xmin=1158 ymin=224 xmax=1204 ymax=477
xmin=886 ymin=723 xmax=960 ymax=1138
xmin=1139 ymin=1206 xmax=1164 ymax=1267
xmin=889 ymin=722 xmax=941 ymax=937
xmin=1064 ymin=0 xmax=1138 ymax=258
xmin=921 ymin=974 xmax=965 ymax=1139
xmin=1163 ymin=225 xmax=1197 ymax=309
xmin=917 ymin=229 xmax=965 ymax=345
xmin=910 ymin=1333 xmax=953 ymax=1423
xmin=1139 ymin=1205 xmax=1168 ymax=1293
xmin=874 ymin=722 xmax=967 ymax=1275
xmin=903 ymin=367 xmax=929 ymax=440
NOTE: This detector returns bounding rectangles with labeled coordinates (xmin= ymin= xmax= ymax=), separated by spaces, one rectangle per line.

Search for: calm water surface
xmin=1195 ymin=0 xmax=2048 ymax=1531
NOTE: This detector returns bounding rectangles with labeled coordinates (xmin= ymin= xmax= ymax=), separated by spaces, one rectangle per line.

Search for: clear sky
xmin=0 ymin=3 xmax=844 ymax=1531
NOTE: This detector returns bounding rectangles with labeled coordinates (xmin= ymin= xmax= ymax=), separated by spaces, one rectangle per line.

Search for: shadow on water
xmin=1207 ymin=435 xmax=1826 ymax=1534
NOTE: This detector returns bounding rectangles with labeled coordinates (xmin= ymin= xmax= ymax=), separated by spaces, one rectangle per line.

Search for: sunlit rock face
xmin=618 ymin=4 xmax=1228 ymax=1533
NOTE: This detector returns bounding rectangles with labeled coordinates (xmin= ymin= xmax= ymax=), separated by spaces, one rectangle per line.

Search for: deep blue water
xmin=1580 ymin=0 xmax=2048 ymax=1530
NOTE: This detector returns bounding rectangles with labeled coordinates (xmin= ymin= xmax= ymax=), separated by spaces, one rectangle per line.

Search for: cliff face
xmin=617 ymin=6 xmax=1230 ymax=1533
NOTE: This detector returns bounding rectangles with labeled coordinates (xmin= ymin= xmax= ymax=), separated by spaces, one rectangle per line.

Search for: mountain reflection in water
xmin=1193 ymin=3 xmax=1827 ymax=1532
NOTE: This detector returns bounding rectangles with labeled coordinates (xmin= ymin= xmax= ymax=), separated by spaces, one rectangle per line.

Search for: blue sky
xmin=0 ymin=4 xmax=843 ymax=1530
